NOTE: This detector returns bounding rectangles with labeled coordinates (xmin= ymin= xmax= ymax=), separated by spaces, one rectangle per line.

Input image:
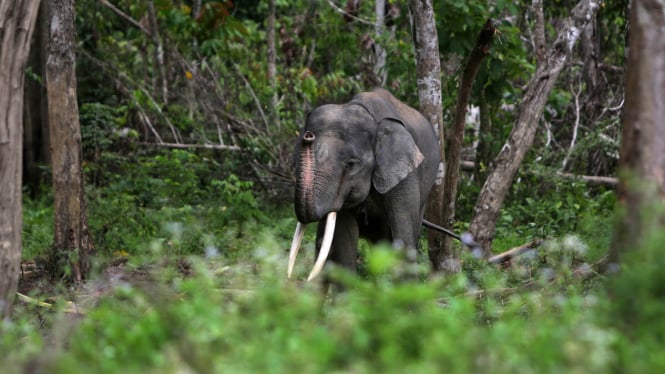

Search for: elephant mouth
xmin=287 ymin=211 xmax=337 ymax=281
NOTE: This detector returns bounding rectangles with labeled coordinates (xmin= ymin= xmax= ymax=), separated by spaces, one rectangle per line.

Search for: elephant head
xmin=288 ymin=90 xmax=427 ymax=280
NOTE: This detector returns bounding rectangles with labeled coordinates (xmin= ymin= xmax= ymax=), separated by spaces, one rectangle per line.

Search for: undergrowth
xmin=11 ymin=149 xmax=654 ymax=373
xmin=7 ymin=213 xmax=665 ymax=373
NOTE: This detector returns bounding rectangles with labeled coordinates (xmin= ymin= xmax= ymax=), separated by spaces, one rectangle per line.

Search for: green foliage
xmin=11 ymin=1 xmax=642 ymax=372
xmin=22 ymin=192 xmax=54 ymax=259
xmin=487 ymin=169 xmax=616 ymax=254
xmin=0 ymin=305 xmax=44 ymax=370
xmin=85 ymin=159 xmax=264 ymax=258
xmin=9 ymin=233 xmax=655 ymax=373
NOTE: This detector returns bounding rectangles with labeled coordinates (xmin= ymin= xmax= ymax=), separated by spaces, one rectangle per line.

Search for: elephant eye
xmin=345 ymin=158 xmax=360 ymax=170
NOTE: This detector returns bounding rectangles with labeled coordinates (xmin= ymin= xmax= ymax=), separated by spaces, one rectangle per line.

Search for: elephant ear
xmin=373 ymin=118 xmax=424 ymax=194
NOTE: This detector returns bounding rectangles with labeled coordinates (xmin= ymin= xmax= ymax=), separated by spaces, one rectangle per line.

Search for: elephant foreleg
xmin=384 ymin=180 xmax=422 ymax=254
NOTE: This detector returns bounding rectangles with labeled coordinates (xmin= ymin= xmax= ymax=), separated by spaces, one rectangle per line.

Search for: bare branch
xmin=233 ymin=63 xmax=270 ymax=133
xmin=326 ymin=0 xmax=378 ymax=27
xmin=98 ymin=0 xmax=149 ymax=35
xmin=561 ymin=76 xmax=583 ymax=170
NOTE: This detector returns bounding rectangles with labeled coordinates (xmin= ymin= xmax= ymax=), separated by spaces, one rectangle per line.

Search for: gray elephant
xmin=287 ymin=88 xmax=441 ymax=281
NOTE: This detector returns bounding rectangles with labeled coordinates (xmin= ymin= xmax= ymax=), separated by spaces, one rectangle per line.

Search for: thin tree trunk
xmin=192 ymin=0 xmax=202 ymax=19
xmin=267 ymin=0 xmax=280 ymax=131
xmin=441 ymin=20 xmax=496 ymax=269
xmin=408 ymin=0 xmax=447 ymax=271
xmin=147 ymin=0 xmax=168 ymax=105
xmin=374 ymin=0 xmax=387 ymax=85
xmin=469 ymin=0 xmax=601 ymax=257
xmin=0 ymin=0 xmax=40 ymax=317
xmin=46 ymin=0 xmax=94 ymax=283
xmin=474 ymin=89 xmax=492 ymax=184
xmin=609 ymin=0 xmax=665 ymax=263
xmin=532 ymin=0 xmax=546 ymax=65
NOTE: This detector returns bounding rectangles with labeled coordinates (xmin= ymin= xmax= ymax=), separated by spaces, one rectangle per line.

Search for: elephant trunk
xmin=295 ymin=131 xmax=318 ymax=223
xmin=289 ymin=130 xmax=336 ymax=281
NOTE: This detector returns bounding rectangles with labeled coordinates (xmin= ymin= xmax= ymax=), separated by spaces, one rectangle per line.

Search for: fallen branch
xmin=556 ymin=172 xmax=618 ymax=186
xmin=16 ymin=292 xmax=86 ymax=315
xmin=488 ymin=239 xmax=544 ymax=265
xmin=137 ymin=142 xmax=242 ymax=151
xmin=459 ymin=159 xmax=618 ymax=186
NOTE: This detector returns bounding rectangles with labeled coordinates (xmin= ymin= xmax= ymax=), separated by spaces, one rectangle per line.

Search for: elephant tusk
xmin=307 ymin=212 xmax=337 ymax=281
xmin=287 ymin=222 xmax=307 ymax=278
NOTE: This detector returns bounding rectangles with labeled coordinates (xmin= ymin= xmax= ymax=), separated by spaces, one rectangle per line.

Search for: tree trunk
xmin=23 ymin=3 xmax=49 ymax=195
xmin=46 ymin=0 xmax=94 ymax=282
xmin=441 ymin=20 xmax=496 ymax=269
xmin=0 ymin=0 xmax=41 ymax=317
xmin=609 ymin=0 xmax=665 ymax=263
xmin=407 ymin=0 xmax=448 ymax=271
xmin=469 ymin=0 xmax=601 ymax=257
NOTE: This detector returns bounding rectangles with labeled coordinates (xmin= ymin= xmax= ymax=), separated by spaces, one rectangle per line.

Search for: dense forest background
xmin=24 ymin=0 xmax=625 ymax=256
xmin=3 ymin=0 xmax=665 ymax=372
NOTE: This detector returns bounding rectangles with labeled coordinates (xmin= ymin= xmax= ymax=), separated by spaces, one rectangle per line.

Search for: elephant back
xmin=349 ymin=88 xmax=403 ymax=124
xmin=350 ymin=88 xmax=438 ymax=153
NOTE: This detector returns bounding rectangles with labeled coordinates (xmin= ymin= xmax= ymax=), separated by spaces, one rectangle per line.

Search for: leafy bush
xmin=6 ymin=232 xmax=645 ymax=373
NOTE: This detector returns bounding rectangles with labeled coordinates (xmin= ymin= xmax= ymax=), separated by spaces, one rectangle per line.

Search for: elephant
xmin=287 ymin=88 xmax=441 ymax=281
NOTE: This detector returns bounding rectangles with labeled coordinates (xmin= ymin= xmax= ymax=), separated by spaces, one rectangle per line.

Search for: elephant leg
xmin=384 ymin=178 xmax=422 ymax=253
xmin=315 ymin=210 xmax=359 ymax=273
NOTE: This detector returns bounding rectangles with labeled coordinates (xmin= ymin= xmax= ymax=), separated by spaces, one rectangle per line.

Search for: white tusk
xmin=307 ymin=212 xmax=337 ymax=281
xmin=287 ymin=222 xmax=307 ymax=278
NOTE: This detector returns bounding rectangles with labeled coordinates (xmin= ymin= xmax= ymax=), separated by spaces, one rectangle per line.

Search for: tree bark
xmin=0 ymin=0 xmax=40 ymax=317
xmin=609 ymin=0 xmax=665 ymax=263
xmin=46 ymin=0 xmax=94 ymax=282
xmin=441 ymin=20 xmax=496 ymax=270
xmin=408 ymin=0 xmax=447 ymax=271
xmin=469 ymin=0 xmax=601 ymax=257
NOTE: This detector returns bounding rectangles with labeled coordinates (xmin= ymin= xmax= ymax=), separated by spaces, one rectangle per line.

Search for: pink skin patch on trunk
xmin=299 ymin=131 xmax=316 ymax=216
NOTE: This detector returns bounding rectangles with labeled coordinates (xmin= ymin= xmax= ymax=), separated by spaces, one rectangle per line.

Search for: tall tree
xmin=468 ymin=0 xmax=600 ymax=256
xmin=0 ymin=0 xmax=41 ymax=317
xmin=610 ymin=0 xmax=665 ymax=261
xmin=407 ymin=0 xmax=448 ymax=271
xmin=440 ymin=20 xmax=495 ymax=267
xmin=46 ymin=0 xmax=94 ymax=282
